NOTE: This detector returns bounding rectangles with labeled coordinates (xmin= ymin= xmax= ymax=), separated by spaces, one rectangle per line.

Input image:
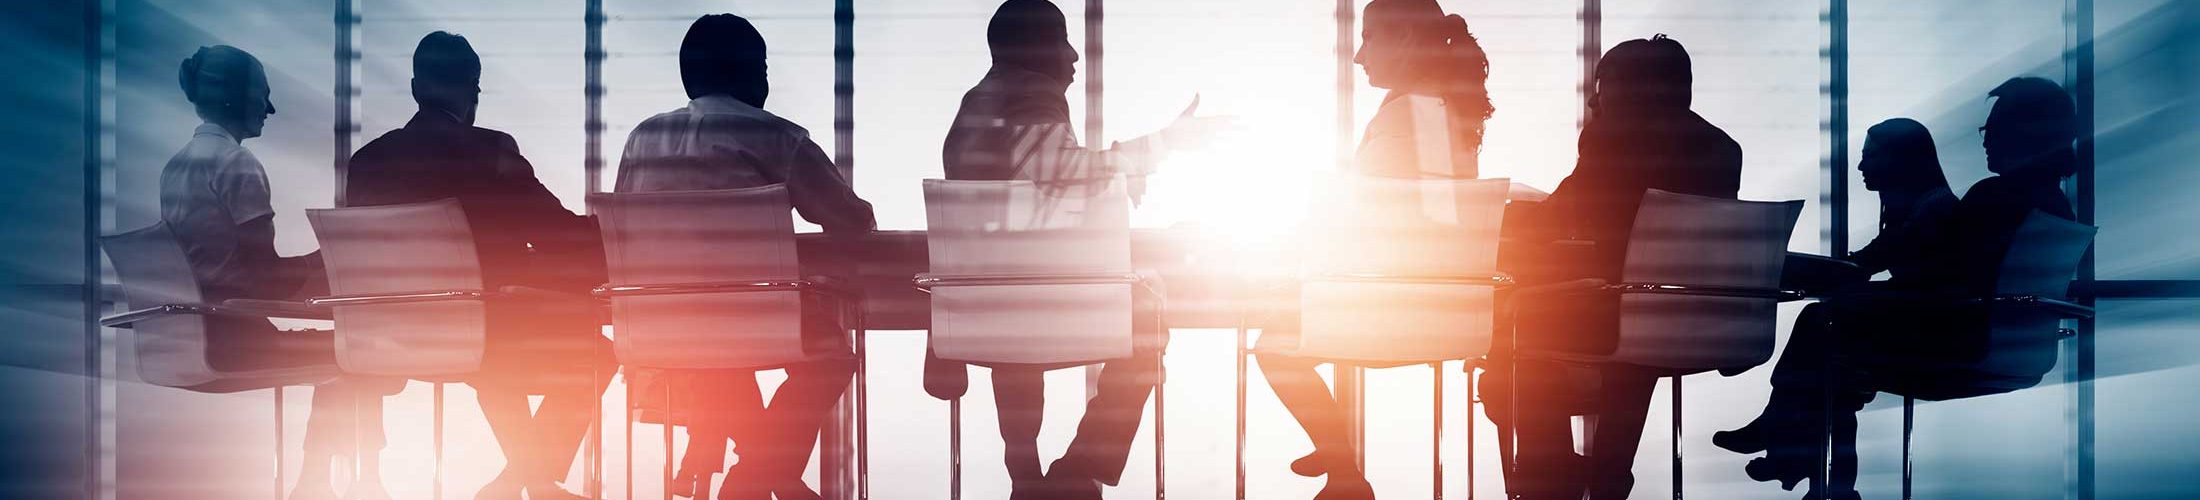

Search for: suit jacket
xmin=344 ymin=110 xmax=607 ymax=376
xmin=1508 ymin=107 xmax=1744 ymax=357
xmin=345 ymin=110 xmax=603 ymax=291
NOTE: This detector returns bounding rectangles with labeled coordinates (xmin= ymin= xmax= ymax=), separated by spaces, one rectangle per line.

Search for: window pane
xmin=2097 ymin=299 xmax=2200 ymax=499
xmin=2094 ymin=0 xmax=2200 ymax=279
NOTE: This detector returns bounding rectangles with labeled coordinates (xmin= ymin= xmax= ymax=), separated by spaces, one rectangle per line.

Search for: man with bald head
xmin=344 ymin=31 xmax=610 ymax=500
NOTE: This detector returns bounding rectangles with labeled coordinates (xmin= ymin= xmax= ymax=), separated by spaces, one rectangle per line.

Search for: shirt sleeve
xmin=1005 ymin=123 xmax=1160 ymax=184
xmin=215 ymin=148 xmax=278 ymax=225
xmin=785 ymin=132 xmax=878 ymax=233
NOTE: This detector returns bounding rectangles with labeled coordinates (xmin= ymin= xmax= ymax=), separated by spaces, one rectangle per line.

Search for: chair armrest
xmin=1987 ymin=295 xmax=2095 ymax=319
xmin=592 ymin=279 xmax=856 ymax=300
xmin=1608 ymin=283 xmax=1805 ymax=301
xmin=1818 ymin=290 xmax=2095 ymax=319
xmin=1509 ymin=278 xmax=1610 ymax=300
xmin=912 ymin=272 xmax=1145 ymax=290
xmin=308 ymin=290 xmax=488 ymax=307
xmin=100 ymin=302 xmax=330 ymax=329
xmin=217 ymin=299 xmax=334 ymax=321
xmin=1304 ymin=272 xmax=1514 ymax=288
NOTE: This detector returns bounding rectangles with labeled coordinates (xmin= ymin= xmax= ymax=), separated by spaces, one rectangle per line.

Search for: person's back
xmin=616 ymin=95 xmax=875 ymax=232
xmin=1912 ymin=77 xmax=2082 ymax=294
xmin=162 ymin=123 xmax=277 ymax=301
xmin=345 ymin=110 xmax=592 ymax=288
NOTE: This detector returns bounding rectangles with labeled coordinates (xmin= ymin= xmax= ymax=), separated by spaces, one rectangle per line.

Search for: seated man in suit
xmin=342 ymin=32 xmax=610 ymax=500
xmin=930 ymin=1 xmax=1228 ymax=498
xmin=613 ymin=13 xmax=874 ymax=499
xmin=1482 ymin=35 xmax=1743 ymax=500
xmin=161 ymin=45 xmax=404 ymax=500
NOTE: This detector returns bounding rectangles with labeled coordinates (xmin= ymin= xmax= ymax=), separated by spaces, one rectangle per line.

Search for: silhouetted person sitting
xmin=1713 ymin=117 xmax=1957 ymax=493
xmin=161 ymin=45 xmax=403 ymax=500
xmin=614 ymin=13 xmax=873 ymax=500
xmin=932 ymin=1 xmax=1227 ymax=498
xmin=1719 ymin=78 xmax=2082 ymax=500
xmin=342 ymin=32 xmax=610 ymax=500
xmin=1481 ymin=34 xmax=1743 ymax=500
xmin=1251 ymin=0 xmax=1493 ymax=498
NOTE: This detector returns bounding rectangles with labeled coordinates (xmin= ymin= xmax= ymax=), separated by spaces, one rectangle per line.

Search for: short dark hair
xmin=680 ymin=14 xmax=769 ymax=103
xmin=1986 ymin=77 xmax=2077 ymax=141
xmin=413 ymin=31 xmax=480 ymax=85
xmin=987 ymin=0 xmax=1068 ymax=62
xmin=1596 ymin=35 xmax=1693 ymax=110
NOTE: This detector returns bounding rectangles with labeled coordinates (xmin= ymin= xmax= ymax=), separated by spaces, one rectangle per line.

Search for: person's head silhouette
xmin=988 ymin=0 xmax=1078 ymax=85
xmin=1858 ymin=118 xmax=1948 ymax=194
xmin=1591 ymin=35 xmax=1692 ymax=115
xmin=411 ymin=31 xmax=483 ymax=125
xmin=1358 ymin=0 xmax=1494 ymax=151
xmin=179 ymin=45 xmax=274 ymax=140
xmin=1982 ymin=77 xmax=2078 ymax=178
xmin=680 ymin=14 xmax=769 ymax=107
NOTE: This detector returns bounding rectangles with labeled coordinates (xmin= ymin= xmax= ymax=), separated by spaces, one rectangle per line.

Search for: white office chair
xmin=1509 ymin=190 xmax=1805 ymax=500
xmin=1830 ymin=211 xmax=2096 ymax=500
xmin=588 ymin=185 xmax=864 ymax=500
xmin=307 ymin=199 xmax=606 ymax=499
xmin=916 ymin=177 xmax=1167 ymax=500
xmin=99 ymin=223 xmax=341 ymax=499
xmin=1237 ymin=176 xmax=1511 ymax=500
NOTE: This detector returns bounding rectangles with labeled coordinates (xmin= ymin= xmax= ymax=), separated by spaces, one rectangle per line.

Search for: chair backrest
xmin=101 ymin=223 xmax=219 ymax=388
xmin=590 ymin=186 xmax=808 ymax=369
xmin=1294 ymin=176 xmax=1510 ymax=363
xmin=1977 ymin=211 xmax=2097 ymax=380
xmin=1610 ymin=190 xmax=1803 ymax=373
xmin=307 ymin=199 xmax=487 ymax=376
xmin=922 ymin=178 xmax=1135 ymax=365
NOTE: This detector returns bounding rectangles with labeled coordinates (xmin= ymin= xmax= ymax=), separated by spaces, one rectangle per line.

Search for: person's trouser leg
xmin=991 ymin=368 xmax=1047 ymax=484
xmin=731 ymin=359 xmax=855 ymax=482
xmin=1255 ymin=353 xmax=1358 ymax=478
xmin=1480 ymin=362 xmax=1584 ymax=500
xmin=682 ymin=371 xmax=762 ymax=480
xmin=1058 ymin=351 xmax=1162 ymax=485
xmin=525 ymin=364 xmax=615 ymax=486
xmin=1583 ymin=366 xmax=1658 ymax=500
xmin=300 ymin=380 xmax=359 ymax=485
xmin=472 ymin=380 xmax=537 ymax=484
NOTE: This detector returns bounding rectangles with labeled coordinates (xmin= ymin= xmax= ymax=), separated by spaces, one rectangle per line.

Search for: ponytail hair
xmin=1431 ymin=14 xmax=1494 ymax=154
xmin=177 ymin=45 xmax=261 ymax=122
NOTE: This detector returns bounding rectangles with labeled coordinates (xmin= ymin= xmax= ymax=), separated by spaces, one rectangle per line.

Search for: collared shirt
xmin=160 ymin=123 xmax=276 ymax=297
xmin=615 ymin=95 xmax=876 ymax=233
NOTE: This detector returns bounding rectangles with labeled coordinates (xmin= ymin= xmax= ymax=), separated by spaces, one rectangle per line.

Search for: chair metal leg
xmin=1154 ymin=358 xmax=1168 ymax=500
xmin=1902 ymin=396 xmax=1913 ymax=500
xmin=1234 ymin=323 xmax=1248 ymax=500
xmin=1433 ymin=362 xmax=1445 ymax=500
xmin=592 ymin=363 xmax=604 ymax=499
xmin=949 ymin=397 xmax=962 ymax=500
xmin=434 ymin=383 xmax=444 ymax=500
xmin=274 ymin=387 xmax=285 ymax=500
xmin=1671 ymin=376 xmax=1683 ymax=500
xmin=625 ymin=372 xmax=634 ymax=500
xmin=855 ymin=320 xmax=871 ymax=500
xmin=1467 ymin=364 xmax=1476 ymax=500
xmin=663 ymin=377 xmax=675 ymax=500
